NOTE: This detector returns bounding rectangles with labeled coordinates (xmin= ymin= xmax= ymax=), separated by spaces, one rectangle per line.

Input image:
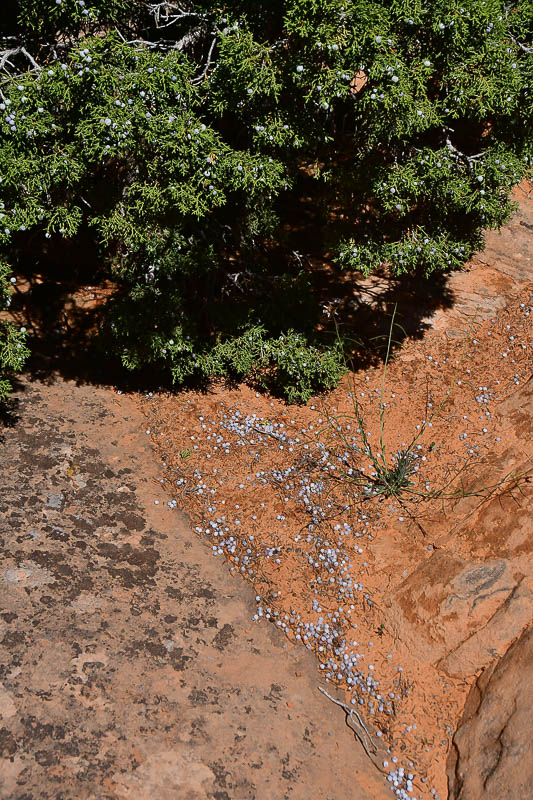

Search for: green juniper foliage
xmin=0 ymin=1 xmax=531 ymax=401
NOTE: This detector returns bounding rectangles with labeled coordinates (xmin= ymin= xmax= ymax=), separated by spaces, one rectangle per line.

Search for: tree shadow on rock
xmin=7 ymin=220 xmax=458 ymax=399
xmin=312 ymin=263 xmax=456 ymax=369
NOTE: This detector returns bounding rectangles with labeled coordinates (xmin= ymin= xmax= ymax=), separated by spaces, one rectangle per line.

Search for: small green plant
xmin=319 ymin=305 xmax=432 ymax=501
xmin=369 ymin=448 xmax=417 ymax=499
xmin=343 ymin=307 xmax=422 ymax=499
xmin=312 ymin=305 xmax=532 ymax=511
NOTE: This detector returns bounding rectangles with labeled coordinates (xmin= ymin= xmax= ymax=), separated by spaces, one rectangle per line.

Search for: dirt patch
xmin=139 ymin=182 xmax=533 ymax=799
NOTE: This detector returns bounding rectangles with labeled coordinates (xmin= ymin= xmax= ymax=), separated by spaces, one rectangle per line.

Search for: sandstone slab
xmin=448 ymin=625 xmax=533 ymax=800
xmin=0 ymin=377 xmax=388 ymax=800
xmin=385 ymin=552 xmax=532 ymax=678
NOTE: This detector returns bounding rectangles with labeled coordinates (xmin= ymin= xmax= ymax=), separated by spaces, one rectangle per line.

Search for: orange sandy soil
xmin=137 ymin=282 xmax=532 ymax=796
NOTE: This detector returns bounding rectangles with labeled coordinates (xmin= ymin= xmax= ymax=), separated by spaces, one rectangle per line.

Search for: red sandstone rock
xmin=447 ymin=625 xmax=533 ymax=800
xmin=385 ymin=553 xmax=533 ymax=679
